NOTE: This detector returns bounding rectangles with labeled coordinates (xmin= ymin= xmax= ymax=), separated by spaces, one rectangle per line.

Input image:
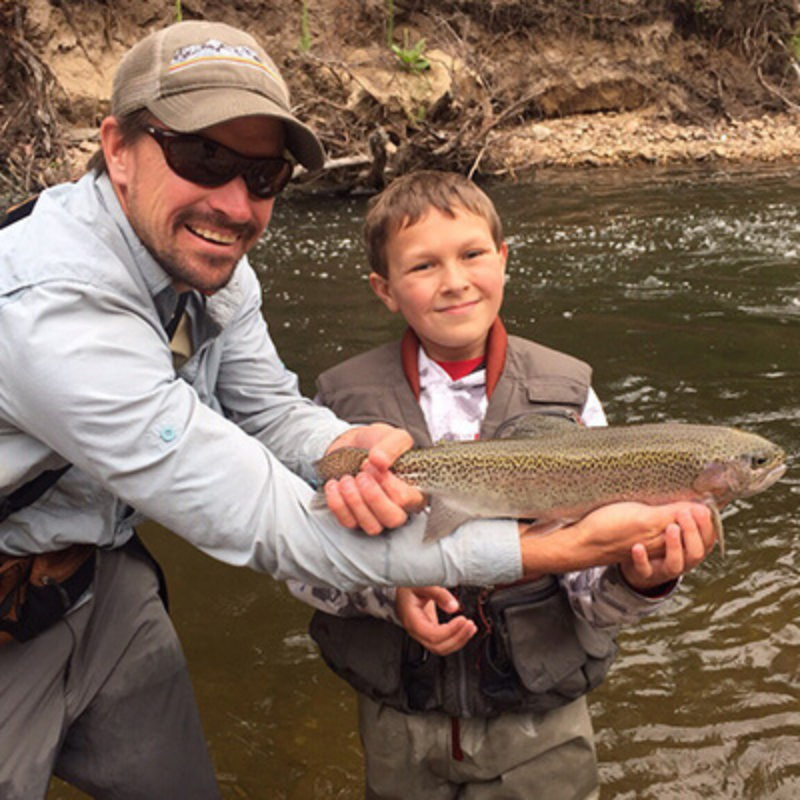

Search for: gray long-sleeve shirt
xmin=0 ymin=173 xmax=522 ymax=590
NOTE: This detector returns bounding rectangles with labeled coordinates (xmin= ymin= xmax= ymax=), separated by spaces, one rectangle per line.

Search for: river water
xmin=51 ymin=166 xmax=799 ymax=799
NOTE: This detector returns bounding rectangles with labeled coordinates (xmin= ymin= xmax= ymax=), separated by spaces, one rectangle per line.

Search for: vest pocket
xmin=487 ymin=578 xmax=617 ymax=703
xmin=309 ymin=612 xmax=405 ymax=699
xmin=504 ymin=593 xmax=591 ymax=696
xmin=309 ymin=611 xmax=445 ymax=712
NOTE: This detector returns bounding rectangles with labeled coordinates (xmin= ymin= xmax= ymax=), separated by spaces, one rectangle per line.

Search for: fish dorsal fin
xmin=494 ymin=412 xmax=581 ymax=440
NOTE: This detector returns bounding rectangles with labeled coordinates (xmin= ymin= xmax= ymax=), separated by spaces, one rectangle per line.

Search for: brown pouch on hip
xmin=0 ymin=544 xmax=96 ymax=645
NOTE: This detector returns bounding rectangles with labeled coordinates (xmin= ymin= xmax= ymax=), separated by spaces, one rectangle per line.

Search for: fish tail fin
xmin=310 ymin=487 xmax=329 ymax=512
xmin=314 ymin=447 xmax=370 ymax=483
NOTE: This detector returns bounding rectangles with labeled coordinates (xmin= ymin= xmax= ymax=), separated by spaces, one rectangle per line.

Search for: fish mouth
xmin=748 ymin=462 xmax=787 ymax=494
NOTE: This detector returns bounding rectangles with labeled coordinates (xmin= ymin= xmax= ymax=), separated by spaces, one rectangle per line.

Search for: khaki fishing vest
xmin=310 ymin=331 xmax=619 ymax=718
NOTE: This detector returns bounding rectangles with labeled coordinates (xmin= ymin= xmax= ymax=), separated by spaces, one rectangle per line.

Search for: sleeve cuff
xmin=439 ymin=518 xmax=523 ymax=586
xmin=605 ymin=564 xmax=680 ymax=606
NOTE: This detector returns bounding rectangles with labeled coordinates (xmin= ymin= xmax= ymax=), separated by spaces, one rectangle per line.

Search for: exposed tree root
xmin=1 ymin=1 xmax=70 ymax=197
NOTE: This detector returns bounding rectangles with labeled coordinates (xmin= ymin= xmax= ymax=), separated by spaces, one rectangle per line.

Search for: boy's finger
xmin=423 ymin=618 xmax=477 ymax=656
xmin=413 ymin=586 xmax=460 ymax=613
xmin=662 ymin=524 xmax=685 ymax=575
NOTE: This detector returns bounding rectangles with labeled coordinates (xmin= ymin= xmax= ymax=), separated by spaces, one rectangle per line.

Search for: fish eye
xmin=750 ymin=454 xmax=769 ymax=468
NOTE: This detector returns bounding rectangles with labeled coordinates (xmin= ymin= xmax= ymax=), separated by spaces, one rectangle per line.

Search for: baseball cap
xmin=111 ymin=20 xmax=325 ymax=171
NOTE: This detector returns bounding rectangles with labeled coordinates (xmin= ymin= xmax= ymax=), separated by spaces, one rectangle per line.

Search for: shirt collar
xmin=401 ymin=318 xmax=509 ymax=400
xmin=418 ymin=349 xmax=486 ymax=391
xmin=96 ymin=173 xmax=174 ymax=300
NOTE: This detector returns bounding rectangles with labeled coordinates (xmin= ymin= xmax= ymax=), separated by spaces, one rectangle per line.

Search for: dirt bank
xmin=3 ymin=0 xmax=800 ymax=203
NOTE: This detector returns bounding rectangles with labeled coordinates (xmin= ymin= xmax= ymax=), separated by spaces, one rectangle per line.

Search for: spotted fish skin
xmin=315 ymin=419 xmax=786 ymax=544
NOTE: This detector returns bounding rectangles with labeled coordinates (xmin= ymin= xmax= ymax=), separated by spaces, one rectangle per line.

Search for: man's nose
xmin=207 ymin=176 xmax=254 ymax=221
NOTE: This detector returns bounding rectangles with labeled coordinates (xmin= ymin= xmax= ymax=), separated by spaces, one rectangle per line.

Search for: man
xmin=0 ymin=20 xmax=712 ymax=800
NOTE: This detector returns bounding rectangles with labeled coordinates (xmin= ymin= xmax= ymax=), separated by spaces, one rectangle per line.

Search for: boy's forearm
xmin=517 ymin=504 xmax=673 ymax=577
xmin=519 ymin=526 xmax=576 ymax=577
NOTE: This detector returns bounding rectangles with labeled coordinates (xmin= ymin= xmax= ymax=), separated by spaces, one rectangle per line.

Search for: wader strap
xmin=0 ymin=465 xmax=72 ymax=525
xmin=125 ymin=533 xmax=170 ymax=612
xmin=0 ymin=194 xmax=40 ymax=227
xmin=164 ymin=292 xmax=188 ymax=340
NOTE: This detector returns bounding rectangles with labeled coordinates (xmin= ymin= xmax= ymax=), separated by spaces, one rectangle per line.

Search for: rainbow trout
xmin=315 ymin=416 xmax=786 ymax=551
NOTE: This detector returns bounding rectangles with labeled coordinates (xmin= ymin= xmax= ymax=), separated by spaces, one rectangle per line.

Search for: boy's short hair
xmin=364 ymin=170 xmax=504 ymax=278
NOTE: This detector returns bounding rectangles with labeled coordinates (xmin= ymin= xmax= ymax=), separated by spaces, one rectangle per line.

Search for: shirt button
xmin=160 ymin=426 xmax=177 ymax=443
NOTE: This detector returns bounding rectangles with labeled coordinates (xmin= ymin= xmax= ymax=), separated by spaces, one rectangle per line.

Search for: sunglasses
xmin=143 ymin=124 xmax=293 ymax=200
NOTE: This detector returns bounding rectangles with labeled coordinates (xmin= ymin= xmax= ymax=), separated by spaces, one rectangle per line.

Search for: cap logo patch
xmin=169 ymin=39 xmax=280 ymax=81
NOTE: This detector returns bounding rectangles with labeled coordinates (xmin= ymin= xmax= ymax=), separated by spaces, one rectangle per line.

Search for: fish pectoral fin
xmin=423 ymin=499 xmax=473 ymax=543
xmin=709 ymin=504 xmax=726 ymax=559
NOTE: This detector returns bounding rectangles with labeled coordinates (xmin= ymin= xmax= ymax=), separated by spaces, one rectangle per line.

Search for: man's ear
xmin=100 ymin=117 xmax=131 ymax=200
xmin=368 ymin=272 xmax=399 ymax=313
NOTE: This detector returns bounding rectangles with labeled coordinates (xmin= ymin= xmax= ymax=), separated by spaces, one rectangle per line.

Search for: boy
xmin=291 ymin=171 xmax=714 ymax=799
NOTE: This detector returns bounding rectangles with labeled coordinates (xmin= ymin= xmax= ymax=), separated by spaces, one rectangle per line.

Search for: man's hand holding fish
xmin=322 ymin=423 xmax=427 ymax=534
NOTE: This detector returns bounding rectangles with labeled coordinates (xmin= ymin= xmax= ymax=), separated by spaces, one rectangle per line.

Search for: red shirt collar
xmin=400 ymin=318 xmax=508 ymax=401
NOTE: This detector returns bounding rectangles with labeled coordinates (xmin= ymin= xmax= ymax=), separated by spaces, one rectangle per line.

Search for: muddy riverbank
xmin=3 ymin=0 xmax=800 ymax=203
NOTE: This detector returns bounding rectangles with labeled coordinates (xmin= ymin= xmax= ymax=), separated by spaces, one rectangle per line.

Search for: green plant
xmin=690 ymin=0 xmax=722 ymax=15
xmin=175 ymin=0 xmax=182 ymax=23
xmin=791 ymin=30 xmax=800 ymax=61
xmin=299 ymin=0 xmax=311 ymax=54
xmin=391 ymin=28 xmax=430 ymax=74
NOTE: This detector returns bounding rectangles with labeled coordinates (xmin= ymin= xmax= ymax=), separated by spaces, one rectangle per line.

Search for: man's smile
xmin=185 ymin=223 xmax=241 ymax=246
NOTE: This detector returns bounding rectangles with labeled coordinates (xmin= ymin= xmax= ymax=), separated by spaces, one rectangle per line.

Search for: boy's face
xmin=370 ymin=206 xmax=507 ymax=362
